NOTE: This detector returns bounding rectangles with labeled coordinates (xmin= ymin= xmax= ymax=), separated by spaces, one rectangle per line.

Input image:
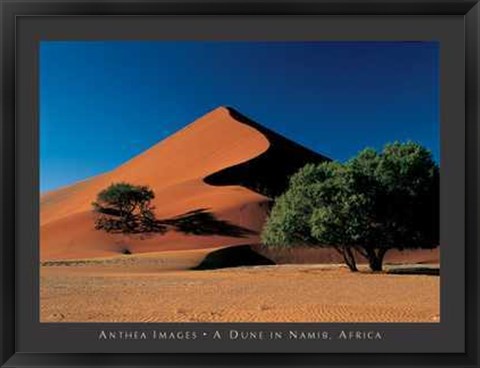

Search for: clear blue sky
xmin=40 ymin=41 xmax=439 ymax=192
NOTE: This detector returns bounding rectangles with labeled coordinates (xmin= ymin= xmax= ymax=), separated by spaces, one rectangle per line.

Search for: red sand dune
xmin=40 ymin=106 xmax=439 ymax=264
xmin=40 ymin=107 xmax=327 ymax=260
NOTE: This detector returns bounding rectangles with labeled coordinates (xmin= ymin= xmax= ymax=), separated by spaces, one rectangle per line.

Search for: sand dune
xmin=41 ymin=106 xmax=439 ymax=264
xmin=41 ymin=106 xmax=440 ymax=324
xmin=41 ymin=107 xmax=327 ymax=260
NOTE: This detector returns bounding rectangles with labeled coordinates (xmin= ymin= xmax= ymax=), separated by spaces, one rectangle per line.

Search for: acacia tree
xmin=260 ymin=162 xmax=362 ymax=271
xmin=345 ymin=142 xmax=440 ymax=271
xmin=261 ymin=142 xmax=439 ymax=272
xmin=92 ymin=182 xmax=156 ymax=233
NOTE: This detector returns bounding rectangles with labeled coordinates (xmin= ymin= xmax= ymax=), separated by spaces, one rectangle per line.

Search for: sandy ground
xmin=40 ymin=252 xmax=439 ymax=323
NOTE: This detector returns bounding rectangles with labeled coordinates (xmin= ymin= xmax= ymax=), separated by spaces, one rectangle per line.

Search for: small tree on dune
xmin=92 ymin=182 xmax=156 ymax=233
xmin=261 ymin=142 xmax=439 ymax=272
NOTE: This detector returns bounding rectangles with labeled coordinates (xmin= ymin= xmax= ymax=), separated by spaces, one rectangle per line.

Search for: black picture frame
xmin=1 ymin=1 xmax=479 ymax=367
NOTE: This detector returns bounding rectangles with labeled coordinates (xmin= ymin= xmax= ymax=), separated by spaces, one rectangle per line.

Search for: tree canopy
xmin=261 ymin=142 xmax=439 ymax=272
xmin=92 ymin=182 xmax=156 ymax=233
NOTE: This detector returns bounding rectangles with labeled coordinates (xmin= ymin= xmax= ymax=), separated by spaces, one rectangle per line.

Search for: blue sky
xmin=40 ymin=41 xmax=439 ymax=192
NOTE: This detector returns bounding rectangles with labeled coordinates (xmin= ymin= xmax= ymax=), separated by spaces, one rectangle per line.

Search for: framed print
xmin=1 ymin=0 xmax=479 ymax=367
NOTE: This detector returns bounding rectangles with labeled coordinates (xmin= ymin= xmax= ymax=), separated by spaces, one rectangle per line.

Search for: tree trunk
xmin=365 ymin=248 xmax=388 ymax=272
xmin=342 ymin=246 xmax=358 ymax=272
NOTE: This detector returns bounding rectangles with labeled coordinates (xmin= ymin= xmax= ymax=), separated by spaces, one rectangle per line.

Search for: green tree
xmin=261 ymin=142 xmax=439 ymax=272
xmin=92 ymin=182 xmax=156 ymax=233
xmin=345 ymin=142 xmax=440 ymax=271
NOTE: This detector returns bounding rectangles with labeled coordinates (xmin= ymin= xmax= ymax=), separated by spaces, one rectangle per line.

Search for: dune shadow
xmin=191 ymin=245 xmax=275 ymax=270
xmin=159 ymin=209 xmax=257 ymax=238
xmin=204 ymin=108 xmax=331 ymax=198
xmin=387 ymin=266 xmax=440 ymax=276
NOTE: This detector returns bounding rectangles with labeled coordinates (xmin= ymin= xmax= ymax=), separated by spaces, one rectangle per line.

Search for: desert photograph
xmin=40 ymin=41 xmax=440 ymax=323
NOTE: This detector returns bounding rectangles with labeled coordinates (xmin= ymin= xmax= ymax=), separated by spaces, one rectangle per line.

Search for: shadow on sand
xmin=97 ymin=208 xmax=256 ymax=239
xmin=386 ymin=266 xmax=440 ymax=276
xmin=160 ymin=209 xmax=256 ymax=238
xmin=121 ymin=208 xmax=257 ymax=239
xmin=191 ymin=245 xmax=275 ymax=270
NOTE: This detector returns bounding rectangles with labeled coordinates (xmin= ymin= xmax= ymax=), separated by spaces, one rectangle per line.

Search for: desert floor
xmin=40 ymin=251 xmax=440 ymax=323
